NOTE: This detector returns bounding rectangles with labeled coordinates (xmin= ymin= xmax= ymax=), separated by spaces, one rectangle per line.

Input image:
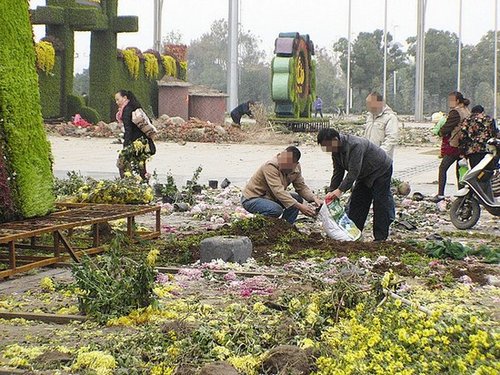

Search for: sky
xmin=30 ymin=0 xmax=499 ymax=73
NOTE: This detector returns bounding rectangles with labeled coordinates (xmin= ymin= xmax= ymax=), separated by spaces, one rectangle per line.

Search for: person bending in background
xmin=230 ymin=101 xmax=254 ymax=126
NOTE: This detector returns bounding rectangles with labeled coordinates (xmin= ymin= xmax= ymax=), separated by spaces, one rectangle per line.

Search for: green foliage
xmin=72 ymin=236 xmax=158 ymax=323
xmin=53 ymin=171 xmax=86 ymax=197
xmin=79 ymin=105 xmax=100 ymax=124
xmin=152 ymin=171 xmax=178 ymax=198
xmin=66 ymin=94 xmax=84 ymax=117
xmin=183 ymin=166 xmax=203 ymax=205
xmin=0 ymin=0 xmax=55 ymax=221
xmin=425 ymin=240 xmax=499 ymax=264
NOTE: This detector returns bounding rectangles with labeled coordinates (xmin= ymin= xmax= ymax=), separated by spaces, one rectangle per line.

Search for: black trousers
xmin=438 ymin=154 xmax=461 ymax=196
xmin=347 ymin=167 xmax=395 ymax=241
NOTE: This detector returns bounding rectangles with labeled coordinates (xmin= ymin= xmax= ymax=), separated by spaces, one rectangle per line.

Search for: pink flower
xmin=224 ymin=271 xmax=237 ymax=281
xmin=178 ymin=268 xmax=203 ymax=280
xmin=156 ymin=273 xmax=170 ymax=284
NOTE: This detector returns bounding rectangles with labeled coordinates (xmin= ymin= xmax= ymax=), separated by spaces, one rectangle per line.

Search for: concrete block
xmin=200 ymin=236 xmax=252 ymax=264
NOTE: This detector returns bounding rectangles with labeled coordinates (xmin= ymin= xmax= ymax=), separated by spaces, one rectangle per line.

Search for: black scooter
xmin=450 ymin=138 xmax=500 ymax=229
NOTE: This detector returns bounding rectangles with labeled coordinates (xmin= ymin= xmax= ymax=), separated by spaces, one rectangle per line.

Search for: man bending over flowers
xmin=241 ymin=146 xmax=322 ymax=224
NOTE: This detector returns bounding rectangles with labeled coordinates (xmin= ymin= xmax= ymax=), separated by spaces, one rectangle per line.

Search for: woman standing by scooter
xmin=430 ymin=91 xmax=470 ymax=203
xmin=460 ymin=105 xmax=498 ymax=169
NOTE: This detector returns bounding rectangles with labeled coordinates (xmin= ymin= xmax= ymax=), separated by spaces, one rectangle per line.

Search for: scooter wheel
xmin=450 ymin=196 xmax=481 ymax=229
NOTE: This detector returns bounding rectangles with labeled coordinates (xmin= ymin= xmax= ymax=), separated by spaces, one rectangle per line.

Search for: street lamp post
xmin=414 ymin=0 xmax=426 ymax=122
xmin=494 ymin=0 xmax=498 ymax=121
xmin=153 ymin=0 xmax=164 ymax=52
xmin=383 ymin=0 xmax=388 ymax=100
xmin=227 ymin=0 xmax=239 ymax=111
xmin=346 ymin=0 xmax=352 ymax=115
xmin=457 ymin=0 xmax=462 ymax=91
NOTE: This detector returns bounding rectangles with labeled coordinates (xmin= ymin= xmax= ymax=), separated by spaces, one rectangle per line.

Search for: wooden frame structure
xmin=269 ymin=117 xmax=331 ymax=132
xmin=0 ymin=203 xmax=161 ymax=279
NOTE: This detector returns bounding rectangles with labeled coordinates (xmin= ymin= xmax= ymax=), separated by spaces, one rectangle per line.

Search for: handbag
xmin=132 ymin=108 xmax=157 ymax=139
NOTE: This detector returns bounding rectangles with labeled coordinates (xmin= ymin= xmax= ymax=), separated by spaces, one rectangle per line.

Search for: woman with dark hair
xmin=115 ymin=90 xmax=156 ymax=181
xmin=431 ymin=91 xmax=470 ymax=202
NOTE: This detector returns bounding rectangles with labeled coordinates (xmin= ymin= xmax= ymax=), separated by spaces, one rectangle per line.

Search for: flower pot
xmin=208 ymin=180 xmax=218 ymax=189
xmin=192 ymin=185 xmax=203 ymax=194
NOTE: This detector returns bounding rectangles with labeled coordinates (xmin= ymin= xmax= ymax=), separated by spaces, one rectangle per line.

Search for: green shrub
xmin=79 ymin=106 xmax=100 ymax=124
xmin=67 ymin=94 xmax=84 ymax=118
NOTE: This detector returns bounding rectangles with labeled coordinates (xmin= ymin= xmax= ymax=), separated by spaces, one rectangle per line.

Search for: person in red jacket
xmin=430 ymin=91 xmax=470 ymax=203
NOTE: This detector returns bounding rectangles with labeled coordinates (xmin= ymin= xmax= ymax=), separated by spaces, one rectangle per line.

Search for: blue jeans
xmin=241 ymin=193 xmax=303 ymax=224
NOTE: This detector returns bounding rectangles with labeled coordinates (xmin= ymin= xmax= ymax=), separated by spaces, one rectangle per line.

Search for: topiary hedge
xmin=0 ymin=0 xmax=55 ymax=222
xmin=79 ymin=106 xmax=100 ymax=124
xmin=38 ymin=54 xmax=62 ymax=118
xmin=67 ymin=94 xmax=85 ymax=118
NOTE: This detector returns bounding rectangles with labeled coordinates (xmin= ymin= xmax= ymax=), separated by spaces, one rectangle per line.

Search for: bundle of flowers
xmin=58 ymin=175 xmax=154 ymax=204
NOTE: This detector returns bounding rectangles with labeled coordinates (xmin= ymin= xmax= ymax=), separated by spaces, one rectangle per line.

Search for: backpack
xmin=449 ymin=107 xmax=470 ymax=148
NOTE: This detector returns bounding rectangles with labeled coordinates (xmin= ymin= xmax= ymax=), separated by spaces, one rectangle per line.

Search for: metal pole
xmin=393 ymin=70 xmax=397 ymax=99
xmin=227 ymin=0 xmax=239 ymax=111
xmin=494 ymin=0 xmax=498 ymax=121
xmin=346 ymin=0 xmax=352 ymax=115
xmin=383 ymin=0 xmax=388 ymax=100
xmin=414 ymin=0 xmax=426 ymax=121
xmin=153 ymin=0 xmax=164 ymax=52
xmin=457 ymin=0 xmax=462 ymax=91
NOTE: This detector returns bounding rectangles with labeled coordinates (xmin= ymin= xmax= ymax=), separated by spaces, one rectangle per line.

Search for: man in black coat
xmin=317 ymin=128 xmax=395 ymax=241
xmin=230 ymin=101 xmax=254 ymax=125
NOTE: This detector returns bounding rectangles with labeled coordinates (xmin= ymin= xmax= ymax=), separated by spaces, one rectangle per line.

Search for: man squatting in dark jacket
xmin=317 ymin=128 xmax=395 ymax=241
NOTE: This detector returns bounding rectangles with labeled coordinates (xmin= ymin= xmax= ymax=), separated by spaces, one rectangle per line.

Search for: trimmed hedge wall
xmin=38 ymin=54 xmax=63 ymax=118
xmin=0 ymin=0 xmax=55 ymax=222
xmin=114 ymin=59 xmax=159 ymax=118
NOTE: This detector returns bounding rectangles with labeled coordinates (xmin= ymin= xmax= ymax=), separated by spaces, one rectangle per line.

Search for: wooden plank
xmin=57 ymin=231 xmax=79 ymax=263
xmin=155 ymin=208 xmax=161 ymax=233
xmin=53 ymin=231 xmax=61 ymax=257
xmin=127 ymin=216 xmax=134 ymax=239
xmin=0 ymin=257 xmax=61 ymax=279
xmin=0 ymin=367 xmax=30 ymax=374
xmin=0 ymin=311 xmax=87 ymax=324
xmin=92 ymin=224 xmax=100 ymax=247
xmin=0 ymin=204 xmax=158 ymax=243
xmin=8 ymin=242 xmax=15 ymax=270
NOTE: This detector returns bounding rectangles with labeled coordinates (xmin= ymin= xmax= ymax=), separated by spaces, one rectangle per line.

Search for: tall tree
xmin=334 ymin=30 xmax=407 ymax=112
xmin=314 ymin=47 xmax=345 ymax=112
xmin=187 ymin=19 xmax=270 ymax=106
xmin=407 ymin=29 xmax=459 ymax=112
xmin=461 ymin=31 xmax=499 ymax=114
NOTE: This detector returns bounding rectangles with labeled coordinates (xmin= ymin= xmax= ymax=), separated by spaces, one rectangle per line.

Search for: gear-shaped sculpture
xmin=271 ymin=33 xmax=316 ymax=118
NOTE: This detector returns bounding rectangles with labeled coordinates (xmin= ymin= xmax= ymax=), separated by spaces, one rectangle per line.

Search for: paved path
xmin=50 ymin=135 xmax=453 ymax=196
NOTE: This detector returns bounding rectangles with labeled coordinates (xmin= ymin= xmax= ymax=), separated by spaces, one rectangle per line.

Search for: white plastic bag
xmin=318 ymin=199 xmax=361 ymax=241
